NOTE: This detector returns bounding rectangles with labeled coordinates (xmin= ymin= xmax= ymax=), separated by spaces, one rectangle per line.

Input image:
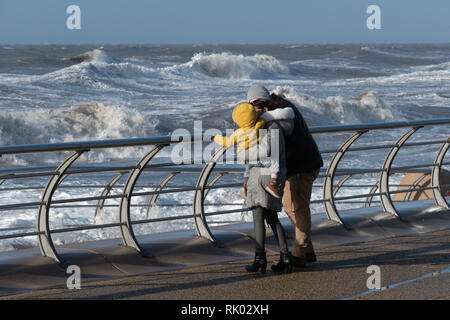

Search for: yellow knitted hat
xmin=232 ymin=103 xmax=258 ymax=130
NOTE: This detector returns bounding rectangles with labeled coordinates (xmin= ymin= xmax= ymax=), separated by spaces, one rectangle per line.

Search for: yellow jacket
xmin=213 ymin=103 xmax=265 ymax=153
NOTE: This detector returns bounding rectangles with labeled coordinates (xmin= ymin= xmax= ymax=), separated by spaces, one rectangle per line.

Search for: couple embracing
xmin=214 ymin=85 xmax=323 ymax=274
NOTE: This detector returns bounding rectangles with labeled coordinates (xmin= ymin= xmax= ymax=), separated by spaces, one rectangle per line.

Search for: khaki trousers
xmin=283 ymin=170 xmax=319 ymax=259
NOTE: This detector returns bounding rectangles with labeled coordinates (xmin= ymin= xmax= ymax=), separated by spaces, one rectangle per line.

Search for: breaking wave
xmin=272 ymin=86 xmax=399 ymax=125
xmin=164 ymin=52 xmax=290 ymax=80
xmin=0 ymin=103 xmax=160 ymax=165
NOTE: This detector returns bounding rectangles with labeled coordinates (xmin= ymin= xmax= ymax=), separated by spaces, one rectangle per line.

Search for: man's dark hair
xmin=267 ymin=94 xmax=295 ymax=110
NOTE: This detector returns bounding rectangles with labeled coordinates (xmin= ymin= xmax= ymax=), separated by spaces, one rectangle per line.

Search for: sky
xmin=0 ymin=0 xmax=449 ymax=44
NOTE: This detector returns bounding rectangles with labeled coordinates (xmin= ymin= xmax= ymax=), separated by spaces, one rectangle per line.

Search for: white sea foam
xmin=0 ymin=103 xmax=160 ymax=165
xmin=0 ymin=103 xmax=151 ymax=144
xmin=86 ymin=48 xmax=116 ymax=64
xmin=164 ymin=52 xmax=290 ymax=80
xmin=272 ymin=86 xmax=397 ymax=124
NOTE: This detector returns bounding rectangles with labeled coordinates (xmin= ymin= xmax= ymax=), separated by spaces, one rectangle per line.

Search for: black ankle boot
xmin=271 ymin=252 xmax=292 ymax=273
xmin=245 ymin=252 xmax=267 ymax=274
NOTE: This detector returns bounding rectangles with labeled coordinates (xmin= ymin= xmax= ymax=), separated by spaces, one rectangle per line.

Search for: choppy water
xmin=0 ymin=44 xmax=449 ymax=251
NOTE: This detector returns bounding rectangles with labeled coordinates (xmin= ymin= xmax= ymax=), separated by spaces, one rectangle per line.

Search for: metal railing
xmin=0 ymin=118 xmax=449 ymax=266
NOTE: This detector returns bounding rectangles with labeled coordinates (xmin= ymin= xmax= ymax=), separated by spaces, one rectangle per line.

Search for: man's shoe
xmin=306 ymin=251 xmax=317 ymax=263
xmin=264 ymin=183 xmax=280 ymax=198
xmin=291 ymin=256 xmax=307 ymax=268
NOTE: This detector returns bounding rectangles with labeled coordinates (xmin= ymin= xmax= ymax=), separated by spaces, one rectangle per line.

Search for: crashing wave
xmin=1 ymin=49 xmax=156 ymax=92
xmin=0 ymin=103 xmax=160 ymax=165
xmin=272 ymin=86 xmax=398 ymax=125
xmin=165 ymin=52 xmax=290 ymax=80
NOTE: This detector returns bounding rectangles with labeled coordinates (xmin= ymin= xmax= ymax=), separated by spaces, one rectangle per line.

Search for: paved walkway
xmin=2 ymin=228 xmax=449 ymax=300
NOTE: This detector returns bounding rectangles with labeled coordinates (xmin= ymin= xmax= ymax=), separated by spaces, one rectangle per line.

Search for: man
xmin=247 ymin=85 xmax=323 ymax=268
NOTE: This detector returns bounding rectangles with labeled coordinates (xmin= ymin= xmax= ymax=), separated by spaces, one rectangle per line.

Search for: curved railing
xmin=0 ymin=118 xmax=449 ymax=266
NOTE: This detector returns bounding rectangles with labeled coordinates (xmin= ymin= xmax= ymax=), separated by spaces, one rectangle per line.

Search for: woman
xmin=239 ymin=103 xmax=294 ymax=274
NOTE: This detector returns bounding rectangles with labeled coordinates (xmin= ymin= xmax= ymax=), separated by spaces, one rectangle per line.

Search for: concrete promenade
xmin=0 ymin=200 xmax=449 ymax=300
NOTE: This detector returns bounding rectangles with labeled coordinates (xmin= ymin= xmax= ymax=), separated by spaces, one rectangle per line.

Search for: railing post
xmin=431 ymin=136 xmax=450 ymax=209
xmin=365 ymin=181 xmax=379 ymax=208
xmin=379 ymin=127 xmax=422 ymax=219
xmin=333 ymin=174 xmax=352 ymax=197
xmin=203 ymin=173 xmax=225 ymax=198
xmin=37 ymin=150 xmax=87 ymax=267
xmin=119 ymin=145 xmax=166 ymax=256
xmin=193 ymin=148 xmax=225 ymax=245
xmin=94 ymin=172 xmax=126 ymax=219
xmin=146 ymin=172 xmax=178 ymax=218
xmin=323 ymin=130 xmax=367 ymax=228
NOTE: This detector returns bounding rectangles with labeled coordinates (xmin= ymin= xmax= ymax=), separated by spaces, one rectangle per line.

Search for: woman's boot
xmin=271 ymin=252 xmax=292 ymax=273
xmin=245 ymin=252 xmax=267 ymax=274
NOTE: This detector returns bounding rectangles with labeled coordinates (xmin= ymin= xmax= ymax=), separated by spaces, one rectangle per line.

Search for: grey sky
xmin=0 ymin=0 xmax=449 ymax=44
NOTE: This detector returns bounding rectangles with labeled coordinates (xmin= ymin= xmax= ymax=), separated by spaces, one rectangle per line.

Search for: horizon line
xmin=2 ymin=41 xmax=450 ymax=46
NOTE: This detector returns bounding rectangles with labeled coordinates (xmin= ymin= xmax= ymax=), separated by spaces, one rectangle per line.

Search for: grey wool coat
xmin=240 ymin=119 xmax=289 ymax=212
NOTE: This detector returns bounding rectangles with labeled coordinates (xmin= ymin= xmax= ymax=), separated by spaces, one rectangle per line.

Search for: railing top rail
xmin=0 ymin=134 xmax=208 ymax=155
xmin=0 ymin=118 xmax=449 ymax=155
xmin=309 ymin=118 xmax=450 ymax=134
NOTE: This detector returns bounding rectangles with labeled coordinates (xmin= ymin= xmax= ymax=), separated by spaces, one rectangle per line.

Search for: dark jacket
xmin=268 ymin=94 xmax=323 ymax=177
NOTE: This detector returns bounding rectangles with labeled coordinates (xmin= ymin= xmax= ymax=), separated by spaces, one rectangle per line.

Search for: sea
xmin=0 ymin=44 xmax=449 ymax=251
